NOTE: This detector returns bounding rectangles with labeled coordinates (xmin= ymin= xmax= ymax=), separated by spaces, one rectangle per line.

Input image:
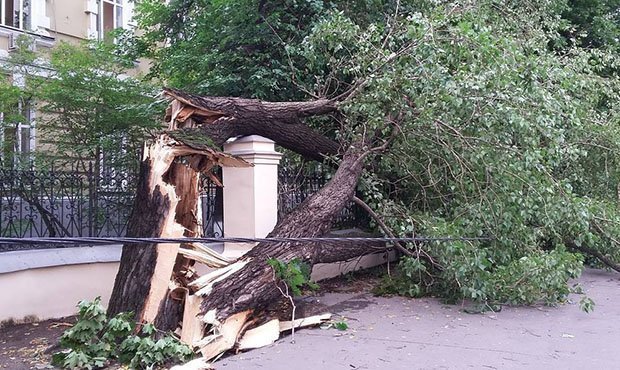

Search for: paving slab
xmin=216 ymin=268 xmax=620 ymax=369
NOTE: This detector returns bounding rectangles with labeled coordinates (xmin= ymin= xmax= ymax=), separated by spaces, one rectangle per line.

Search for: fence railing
xmin=0 ymin=164 xmax=367 ymax=251
xmin=278 ymin=167 xmax=367 ymax=229
xmin=0 ymin=165 xmax=133 ymax=240
xmin=0 ymin=164 xmax=223 ymax=251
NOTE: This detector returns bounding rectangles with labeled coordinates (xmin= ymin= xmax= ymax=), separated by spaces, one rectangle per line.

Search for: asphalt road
xmin=216 ymin=268 xmax=620 ymax=370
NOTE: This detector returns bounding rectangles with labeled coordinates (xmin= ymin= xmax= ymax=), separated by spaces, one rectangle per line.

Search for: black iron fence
xmin=0 ymin=163 xmax=224 ymax=251
xmin=0 ymin=164 xmax=366 ymax=251
xmin=278 ymin=167 xmax=367 ymax=229
xmin=199 ymin=173 xmax=224 ymax=238
xmin=0 ymin=164 xmax=134 ymax=240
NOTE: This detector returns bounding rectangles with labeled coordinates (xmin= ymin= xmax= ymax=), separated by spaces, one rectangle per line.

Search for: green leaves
xmin=52 ymin=298 xmax=193 ymax=369
xmin=304 ymin=1 xmax=620 ymax=307
xmin=268 ymin=258 xmax=319 ymax=296
xmin=120 ymin=0 xmax=620 ymax=309
xmin=579 ymin=296 xmax=596 ymax=313
xmin=1 ymin=37 xmax=162 ymax=170
xmin=131 ymin=0 xmax=332 ymax=99
xmin=320 ymin=320 xmax=349 ymax=331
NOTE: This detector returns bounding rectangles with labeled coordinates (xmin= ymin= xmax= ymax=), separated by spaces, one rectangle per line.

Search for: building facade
xmin=0 ymin=0 xmax=135 ymax=50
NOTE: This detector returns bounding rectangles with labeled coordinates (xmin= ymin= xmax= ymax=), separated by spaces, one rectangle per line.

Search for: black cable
xmin=0 ymin=236 xmax=491 ymax=247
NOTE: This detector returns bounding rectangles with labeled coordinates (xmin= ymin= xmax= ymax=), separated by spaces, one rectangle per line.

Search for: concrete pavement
xmin=216 ymin=268 xmax=620 ymax=369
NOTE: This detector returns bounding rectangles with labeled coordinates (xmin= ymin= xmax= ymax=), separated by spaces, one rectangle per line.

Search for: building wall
xmin=0 ymin=32 xmax=8 ymax=50
xmin=0 ymin=0 xmax=135 ymax=52
xmin=47 ymin=0 xmax=90 ymax=40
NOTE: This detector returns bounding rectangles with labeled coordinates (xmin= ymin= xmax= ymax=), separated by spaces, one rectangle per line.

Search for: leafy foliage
xmin=127 ymin=0 xmax=620 ymax=308
xmin=579 ymin=296 xmax=596 ymax=313
xmin=124 ymin=0 xmax=411 ymax=100
xmin=52 ymin=297 xmax=193 ymax=369
xmin=37 ymin=41 xmax=162 ymax=169
xmin=333 ymin=321 xmax=349 ymax=331
xmin=0 ymin=36 xmax=161 ymax=170
xmin=126 ymin=0 xmax=320 ymax=99
xmin=559 ymin=0 xmax=620 ymax=51
xmin=321 ymin=320 xmax=349 ymax=330
xmin=267 ymin=258 xmax=319 ymax=296
xmin=300 ymin=1 xmax=620 ymax=307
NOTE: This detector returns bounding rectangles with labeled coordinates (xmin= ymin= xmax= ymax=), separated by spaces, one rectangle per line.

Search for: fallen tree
xmin=109 ymin=0 xmax=620 ymax=363
xmin=108 ymin=87 xmax=392 ymax=359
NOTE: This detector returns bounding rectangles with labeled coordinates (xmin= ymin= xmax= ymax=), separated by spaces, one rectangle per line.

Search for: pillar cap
xmin=224 ymin=135 xmax=283 ymax=162
xmin=226 ymin=135 xmax=275 ymax=145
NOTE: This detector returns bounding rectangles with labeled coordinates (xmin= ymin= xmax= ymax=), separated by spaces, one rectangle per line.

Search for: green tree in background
xmin=560 ymin=0 xmax=620 ymax=50
xmin=0 ymin=36 xmax=161 ymax=171
xmin=125 ymin=0 xmax=424 ymax=99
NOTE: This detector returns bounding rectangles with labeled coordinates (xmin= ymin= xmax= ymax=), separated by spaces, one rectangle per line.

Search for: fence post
xmin=87 ymin=162 xmax=94 ymax=237
xmin=222 ymin=136 xmax=282 ymax=257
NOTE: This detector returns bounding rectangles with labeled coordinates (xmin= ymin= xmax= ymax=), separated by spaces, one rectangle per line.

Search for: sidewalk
xmin=217 ymin=268 xmax=620 ymax=369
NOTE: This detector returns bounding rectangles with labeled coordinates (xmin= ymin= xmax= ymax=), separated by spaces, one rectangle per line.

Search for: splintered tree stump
xmin=107 ymin=136 xmax=186 ymax=321
xmin=185 ymin=144 xmax=376 ymax=360
xmin=107 ymin=134 xmax=249 ymax=325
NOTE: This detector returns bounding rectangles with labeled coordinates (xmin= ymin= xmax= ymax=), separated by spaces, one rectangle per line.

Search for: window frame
xmin=98 ymin=0 xmax=123 ymax=40
xmin=0 ymin=0 xmax=30 ymax=30
xmin=0 ymin=99 xmax=35 ymax=166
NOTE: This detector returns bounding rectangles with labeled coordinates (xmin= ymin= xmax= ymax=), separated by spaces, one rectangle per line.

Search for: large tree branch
xmin=164 ymin=88 xmax=341 ymax=160
xmin=565 ymin=240 xmax=620 ymax=273
xmin=199 ymin=140 xmax=369 ymax=320
xmin=352 ymin=196 xmax=442 ymax=270
xmin=163 ymin=87 xmax=338 ymax=121
xmin=171 ymin=120 xmax=340 ymax=161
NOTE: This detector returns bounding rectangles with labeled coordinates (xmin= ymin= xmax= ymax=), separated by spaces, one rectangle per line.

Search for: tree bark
xmin=164 ymin=88 xmax=341 ymax=161
xmin=198 ymin=142 xmax=368 ymax=321
xmin=108 ymin=139 xmax=189 ymax=322
xmin=107 ymin=135 xmax=248 ymax=324
xmin=108 ymin=90 xmax=382 ymax=344
xmin=107 ymin=144 xmax=180 ymax=320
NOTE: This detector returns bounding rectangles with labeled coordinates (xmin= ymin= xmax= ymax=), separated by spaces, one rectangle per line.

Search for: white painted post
xmin=222 ymin=136 xmax=282 ymax=258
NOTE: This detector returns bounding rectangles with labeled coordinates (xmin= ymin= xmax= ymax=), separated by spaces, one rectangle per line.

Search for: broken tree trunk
xmin=107 ymin=134 xmax=250 ymax=324
xmin=108 ymin=89 xmax=390 ymax=358
xmin=191 ymin=143 xmax=382 ymax=359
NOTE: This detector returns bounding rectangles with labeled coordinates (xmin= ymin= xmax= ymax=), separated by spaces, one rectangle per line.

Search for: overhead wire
xmin=0 ymin=236 xmax=492 ymax=249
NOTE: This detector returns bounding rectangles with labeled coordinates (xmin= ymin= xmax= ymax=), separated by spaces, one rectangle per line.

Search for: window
xmin=98 ymin=0 xmax=123 ymax=40
xmin=0 ymin=0 xmax=30 ymax=29
xmin=0 ymin=100 xmax=34 ymax=166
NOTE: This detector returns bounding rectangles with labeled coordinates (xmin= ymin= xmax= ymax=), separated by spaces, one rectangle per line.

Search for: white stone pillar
xmin=222 ymin=136 xmax=282 ymax=257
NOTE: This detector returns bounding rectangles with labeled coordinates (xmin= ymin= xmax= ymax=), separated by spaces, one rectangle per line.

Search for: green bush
xmin=52 ymin=297 xmax=193 ymax=369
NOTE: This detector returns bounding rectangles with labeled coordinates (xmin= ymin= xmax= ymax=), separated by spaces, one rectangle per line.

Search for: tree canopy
xmin=125 ymin=0 xmax=620 ymax=307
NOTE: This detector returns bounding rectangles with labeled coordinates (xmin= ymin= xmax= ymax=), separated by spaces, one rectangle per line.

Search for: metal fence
xmin=0 ymin=164 xmax=366 ymax=251
xmin=0 ymin=164 xmax=223 ymax=251
xmin=278 ymin=167 xmax=367 ymax=229
xmin=0 ymin=164 xmax=134 ymax=240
